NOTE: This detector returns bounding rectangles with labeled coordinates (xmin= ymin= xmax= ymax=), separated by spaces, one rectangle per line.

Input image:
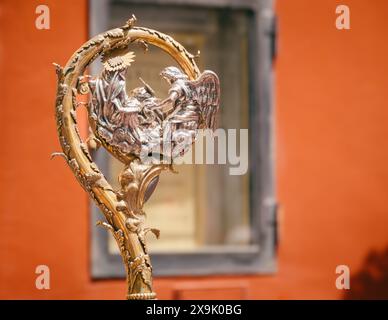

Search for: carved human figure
xmin=156 ymin=66 xmax=220 ymax=157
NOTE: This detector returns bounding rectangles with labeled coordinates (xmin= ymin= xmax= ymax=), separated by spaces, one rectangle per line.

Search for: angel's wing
xmin=187 ymin=70 xmax=220 ymax=131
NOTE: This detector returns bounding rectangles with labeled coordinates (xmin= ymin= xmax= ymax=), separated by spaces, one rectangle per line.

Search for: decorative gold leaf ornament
xmin=102 ymin=50 xmax=136 ymax=72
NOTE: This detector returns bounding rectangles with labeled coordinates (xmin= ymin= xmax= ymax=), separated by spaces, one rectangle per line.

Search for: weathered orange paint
xmin=1 ymin=0 xmax=388 ymax=299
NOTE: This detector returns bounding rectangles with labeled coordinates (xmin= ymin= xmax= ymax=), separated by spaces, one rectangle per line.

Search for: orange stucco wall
xmin=0 ymin=0 xmax=387 ymax=299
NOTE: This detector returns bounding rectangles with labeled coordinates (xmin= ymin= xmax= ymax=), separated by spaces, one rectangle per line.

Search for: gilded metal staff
xmin=53 ymin=15 xmax=220 ymax=300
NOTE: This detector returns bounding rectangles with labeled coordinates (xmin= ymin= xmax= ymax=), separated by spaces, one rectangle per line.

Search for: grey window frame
xmin=90 ymin=0 xmax=277 ymax=278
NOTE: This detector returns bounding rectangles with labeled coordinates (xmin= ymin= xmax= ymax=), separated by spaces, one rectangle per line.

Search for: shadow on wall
xmin=344 ymin=246 xmax=388 ymax=299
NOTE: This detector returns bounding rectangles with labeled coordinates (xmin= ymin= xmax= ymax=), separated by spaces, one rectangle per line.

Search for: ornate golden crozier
xmin=53 ymin=16 xmax=220 ymax=300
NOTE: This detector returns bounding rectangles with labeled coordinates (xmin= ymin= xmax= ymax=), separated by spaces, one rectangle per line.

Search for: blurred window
xmin=91 ymin=0 xmax=276 ymax=277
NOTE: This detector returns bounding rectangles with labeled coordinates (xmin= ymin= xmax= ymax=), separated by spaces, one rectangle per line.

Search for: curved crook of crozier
xmin=53 ymin=17 xmax=200 ymax=300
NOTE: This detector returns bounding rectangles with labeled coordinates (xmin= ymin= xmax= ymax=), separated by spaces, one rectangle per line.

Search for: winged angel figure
xmin=85 ymin=50 xmax=220 ymax=161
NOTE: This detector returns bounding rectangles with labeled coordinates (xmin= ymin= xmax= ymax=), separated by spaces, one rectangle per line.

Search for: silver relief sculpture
xmin=87 ymin=51 xmax=220 ymax=161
